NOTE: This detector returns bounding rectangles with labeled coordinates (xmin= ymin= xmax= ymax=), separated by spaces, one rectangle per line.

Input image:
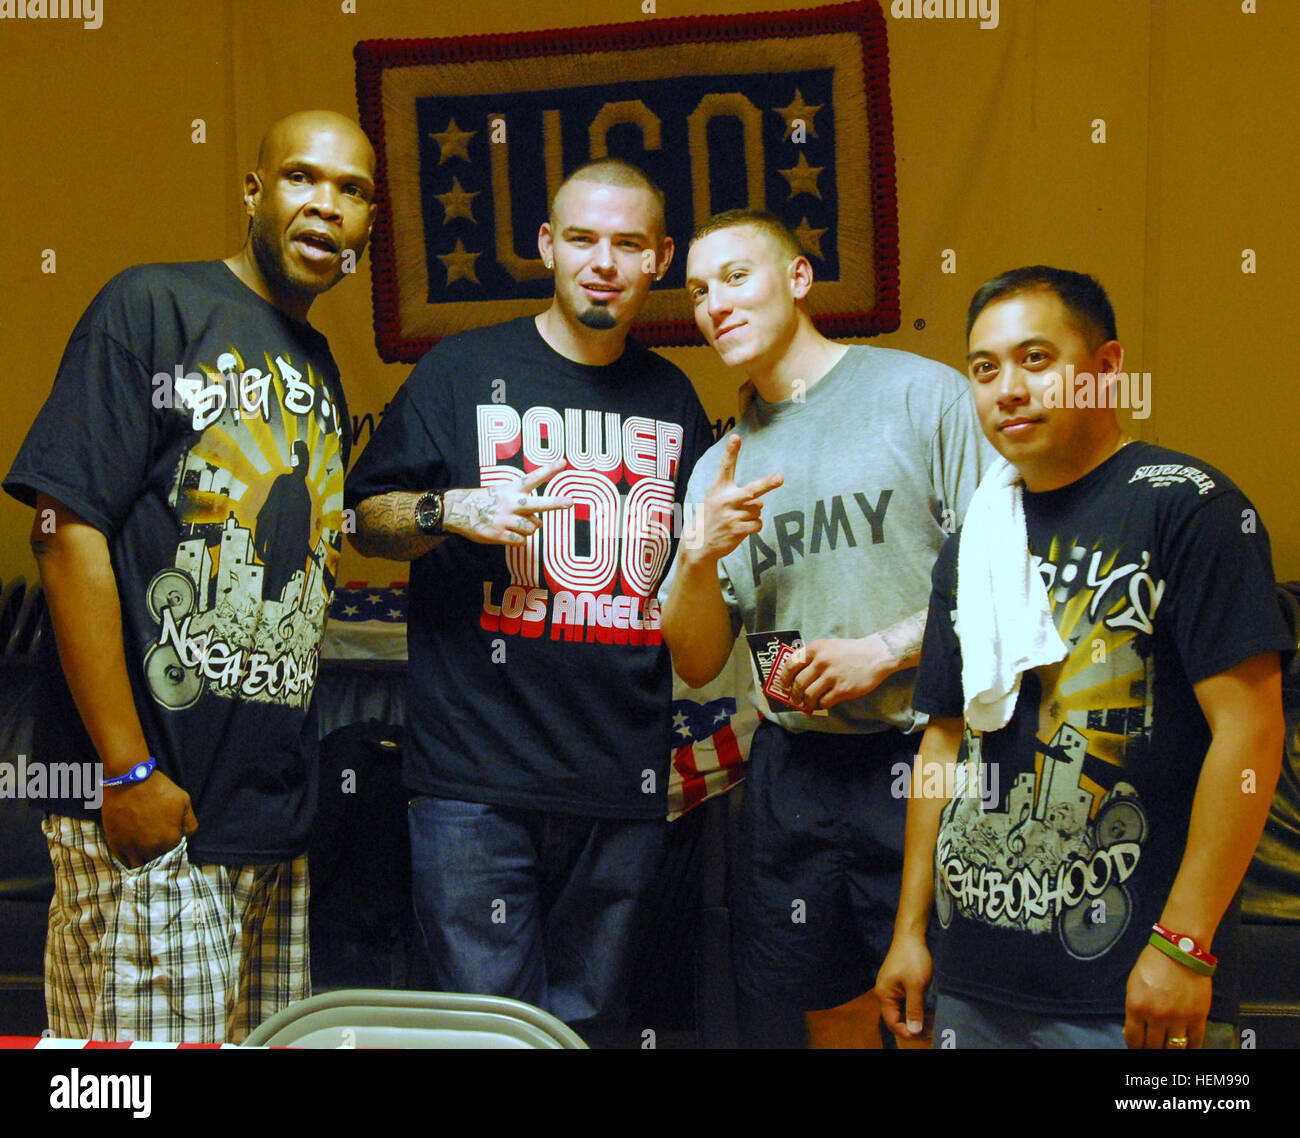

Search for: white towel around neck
xmin=955 ymin=456 xmax=1067 ymax=731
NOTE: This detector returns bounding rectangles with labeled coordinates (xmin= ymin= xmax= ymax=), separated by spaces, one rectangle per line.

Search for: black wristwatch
xmin=415 ymin=490 xmax=446 ymax=536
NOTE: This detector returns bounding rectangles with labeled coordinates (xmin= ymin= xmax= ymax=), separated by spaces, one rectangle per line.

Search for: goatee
xmin=577 ymin=306 xmax=617 ymax=330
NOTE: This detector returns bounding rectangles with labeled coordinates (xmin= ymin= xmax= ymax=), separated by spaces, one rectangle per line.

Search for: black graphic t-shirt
xmin=913 ymin=442 xmax=1291 ymax=1017
xmin=5 ymin=261 xmax=350 ymax=863
xmin=344 ymin=316 xmax=712 ymax=818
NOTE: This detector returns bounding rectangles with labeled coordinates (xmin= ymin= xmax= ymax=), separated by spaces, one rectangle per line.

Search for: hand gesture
xmin=444 ymin=460 xmax=573 ymax=546
xmin=682 ymin=436 xmax=783 ymax=563
xmin=101 ymin=770 xmax=199 ymax=869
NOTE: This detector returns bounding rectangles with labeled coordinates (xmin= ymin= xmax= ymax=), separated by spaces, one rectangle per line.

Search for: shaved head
xmin=256 ymin=110 xmax=375 ymax=177
xmin=690 ymin=209 xmax=803 ymax=265
xmin=550 ymin=158 xmax=666 ymax=242
xmin=226 ymin=109 xmax=377 ymax=320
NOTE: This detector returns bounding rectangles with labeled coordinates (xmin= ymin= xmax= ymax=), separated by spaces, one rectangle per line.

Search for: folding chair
xmin=242 ymin=989 xmax=587 ymax=1048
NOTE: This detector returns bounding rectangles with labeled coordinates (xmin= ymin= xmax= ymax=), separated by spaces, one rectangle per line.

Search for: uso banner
xmin=354 ymin=0 xmax=899 ymax=362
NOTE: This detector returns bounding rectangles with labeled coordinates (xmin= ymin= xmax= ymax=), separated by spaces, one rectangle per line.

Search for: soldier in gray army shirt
xmin=662 ymin=210 xmax=992 ymax=1047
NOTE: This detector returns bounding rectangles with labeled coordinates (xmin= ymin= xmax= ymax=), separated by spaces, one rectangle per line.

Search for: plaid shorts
xmin=42 ymin=814 xmax=309 ymax=1043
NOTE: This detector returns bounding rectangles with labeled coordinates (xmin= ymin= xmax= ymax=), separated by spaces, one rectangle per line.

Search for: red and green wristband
xmin=1149 ymin=923 xmax=1217 ymax=976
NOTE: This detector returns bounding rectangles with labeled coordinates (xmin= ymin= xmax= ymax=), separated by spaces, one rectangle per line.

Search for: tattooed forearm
xmin=351 ymin=464 xmax=569 ymax=559
xmin=350 ymin=492 xmax=441 ymax=561
xmin=878 ymin=608 xmax=928 ymax=670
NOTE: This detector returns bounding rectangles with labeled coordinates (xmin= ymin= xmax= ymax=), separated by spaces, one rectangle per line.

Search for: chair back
xmin=242 ymin=988 xmax=587 ymax=1049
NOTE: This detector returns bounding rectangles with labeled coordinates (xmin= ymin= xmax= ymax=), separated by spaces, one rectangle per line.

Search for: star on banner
xmin=774 ymin=89 xmax=821 ymax=140
xmin=439 ymin=239 xmax=481 ymax=285
xmin=437 ymin=177 xmax=479 ymax=223
xmin=779 ymin=153 xmax=823 ymax=200
xmin=673 ymin=710 xmax=691 ymax=739
xmin=793 ymin=218 xmax=828 ymax=260
xmin=429 ymin=119 xmax=476 ymax=164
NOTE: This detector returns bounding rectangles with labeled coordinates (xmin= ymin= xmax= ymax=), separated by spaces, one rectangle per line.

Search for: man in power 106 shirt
xmin=345 ymin=159 xmax=711 ymax=1046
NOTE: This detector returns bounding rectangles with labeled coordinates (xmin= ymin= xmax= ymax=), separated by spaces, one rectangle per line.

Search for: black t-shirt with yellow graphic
xmin=914 ymin=442 xmax=1291 ymax=1018
xmin=5 ymin=261 xmax=350 ymax=864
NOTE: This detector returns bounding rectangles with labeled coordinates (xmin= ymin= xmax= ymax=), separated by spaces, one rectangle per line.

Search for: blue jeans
xmin=934 ymin=991 xmax=1238 ymax=1049
xmin=407 ymin=795 xmax=667 ymax=1047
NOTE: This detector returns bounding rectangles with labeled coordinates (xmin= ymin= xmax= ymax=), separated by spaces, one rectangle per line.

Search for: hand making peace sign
xmin=443 ymin=460 xmax=574 ymax=545
xmin=683 ymin=435 xmax=784 ymax=562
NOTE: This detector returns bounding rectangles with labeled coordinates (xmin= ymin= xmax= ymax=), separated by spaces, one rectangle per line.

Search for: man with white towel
xmin=874 ymin=266 xmax=1289 ymax=1049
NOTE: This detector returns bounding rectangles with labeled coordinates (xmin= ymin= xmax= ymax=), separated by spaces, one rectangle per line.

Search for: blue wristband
xmin=102 ymin=757 xmax=157 ymax=787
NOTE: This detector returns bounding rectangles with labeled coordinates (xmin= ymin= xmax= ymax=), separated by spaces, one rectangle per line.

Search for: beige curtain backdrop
xmin=1 ymin=0 xmax=1296 ymax=583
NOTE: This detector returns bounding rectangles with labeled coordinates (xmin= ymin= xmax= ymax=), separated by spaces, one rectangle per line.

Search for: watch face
xmin=416 ymin=492 xmax=443 ymax=534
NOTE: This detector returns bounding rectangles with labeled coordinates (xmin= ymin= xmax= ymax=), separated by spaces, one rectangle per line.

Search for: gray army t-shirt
xmin=667 ymin=344 xmax=992 ymax=735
